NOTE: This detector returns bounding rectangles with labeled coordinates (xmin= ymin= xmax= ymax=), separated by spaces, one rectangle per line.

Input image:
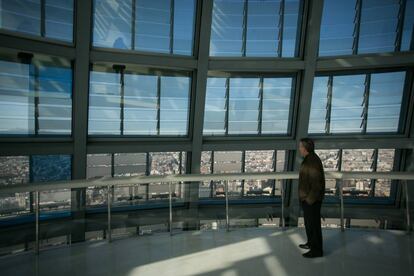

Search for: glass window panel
xmin=113 ymin=153 xmax=147 ymax=203
xmin=358 ymin=0 xmax=399 ymax=54
xmin=88 ymin=71 xmax=121 ymax=135
xmin=0 ymin=0 xmax=73 ymax=42
xmin=199 ymin=151 xmax=212 ymax=198
xmin=135 ymin=0 xmax=170 ymax=53
xmin=367 ymin=71 xmax=405 ymax=133
xmin=149 ymin=152 xmax=185 ymax=200
xmin=375 ymin=149 xmax=395 ymax=197
xmin=0 ymin=156 xmax=30 ymax=216
xmin=214 ymin=151 xmax=242 ymax=196
xmin=149 ymin=152 xmax=185 ymax=175
xmin=246 ymin=0 xmax=281 ymax=57
xmin=319 ymin=0 xmax=356 ymax=56
xmin=315 ymin=149 xmax=340 ymax=195
xmin=330 ymin=75 xmax=365 ymax=133
xmin=341 ymin=149 xmax=375 ymax=196
xmin=160 ymin=76 xmax=190 ymax=135
xmin=210 ymin=0 xmax=300 ymax=57
xmin=31 ymin=155 xmax=72 ymax=212
xmin=37 ymin=64 xmax=72 ymax=135
xmin=210 ymin=0 xmax=244 ymax=56
xmin=123 ymin=74 xmax=158 ymax=135
xmin=0 ymin=60 xmax=33 ymax=134
xmin=0 ymin=0 xmax=41 ymax=36
xmin=86 ymin=154 xmax=112 ymax=206
xmin=203 ymin=78 xmax=227 ymax=135
xmin=173 ymin=0 xmax=196 ymax=55
xmin=45 ymin=0 xmax=74 ymax=42
xmin=282 ymin=0 xmax=300 ymax=57
xmin=228 ymin=78 xmax=260 ymax=134
xmin=244 ymin=150 xmax=274 ymax=196
xmin=0 ymin=59 xmax=72 ymax=136
xmin=262 ymin=77 xmax=293 ymax=134
xmin=93 ymin=0 xmax=132 ymax=49
xmin=401 ymin=0 xmax=414 ymax=51
xmin=308 ymin=77 xmax=329 ymax=134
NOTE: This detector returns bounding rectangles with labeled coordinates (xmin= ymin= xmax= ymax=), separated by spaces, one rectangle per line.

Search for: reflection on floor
xmin=0 ymin=228 xmax=413 ymax=276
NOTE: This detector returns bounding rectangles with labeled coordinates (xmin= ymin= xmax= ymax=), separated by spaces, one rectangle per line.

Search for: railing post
xmin=405 ymin=180 xmax=411 ymax=234
xmin=281 ymin=180 xmax=285 ymax=228
xmin=339 ymin=179 xmax=344 ymax=232
xmin=225 ymin=180 xmax=229 ymax=232
xmin=107 ymin=185 xmax=112 ymax=242
xmin=35 ymin=191 xmax=40 ymax=255
xmin=169 ymin=182 xmax=173 ymax=236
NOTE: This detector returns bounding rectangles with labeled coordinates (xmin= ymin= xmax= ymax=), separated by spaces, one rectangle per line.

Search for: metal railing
xmin=0 ymin=171 xmax=412 ymax=254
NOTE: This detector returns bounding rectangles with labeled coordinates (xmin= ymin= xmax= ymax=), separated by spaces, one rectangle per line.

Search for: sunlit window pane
xmin=229 ymin=78 xmax=260 ymax=134
xmin=401 ymin=0 xmax=414 ymax=51
xmin=203 ymin=78 xmax=227 ymax=135
xmin=367 ymin=72 xmax=405 ymax=133
xmin=308 ymin=77 xmax=329 ymax=134
xmin=45 ymin=0 xmax=74 ymax=42
xmin=93 ymin=0 xmax=133 ymax=49
xmin=262 ymin=78 xmax=293 ymax=134
xmin=358 ymin=0 xmax=399 ymax=54
xmin=319 ymin=0 xmax=356 ymax=56
xmin=88 ymin=71 xmax=122 ymax=135
xmin=88 ymin=70 xmax=190 ymax=136
xmin=0 ymin=59 xmax=72 ymax=136
xmin=204 ymin=76 xmax=294 ymax=136
xmin=0 ymin=0 xmax=73 ymax=41
xmin=341 ymin=149 xmax=375 ymax=196
xmin=210 ymin=0 xmax=301 ymax=57
xmin=330 ymin=75 xmax=365 ymax=133
xmin=124 ymin=74 xmax=158 ymax=135
xmin=160 ymin=76 xmax=190 ymax=135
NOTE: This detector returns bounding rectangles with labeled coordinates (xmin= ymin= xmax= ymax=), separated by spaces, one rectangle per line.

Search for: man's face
xmin=299 ymin=141 xmax=308 ymax=157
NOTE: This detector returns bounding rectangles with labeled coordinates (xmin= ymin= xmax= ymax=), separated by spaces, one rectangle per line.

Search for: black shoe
xmin=302 ymin=250 xmax=323 ymax=258
xmin=299 ymin=243 xmax=310 ymax=249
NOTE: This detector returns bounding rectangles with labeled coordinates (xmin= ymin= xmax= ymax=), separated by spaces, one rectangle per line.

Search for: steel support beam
xmin=187 ymin=0 xmax=214 ymax=230
xmin=71 ymin=0 xmax=93 ymax=243
xmin=289 ymin=0 xmax=324 ymax=226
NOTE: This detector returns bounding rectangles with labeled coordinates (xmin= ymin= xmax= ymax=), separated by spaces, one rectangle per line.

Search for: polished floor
xmin=0 ymin=227 xmax=413 ymax=276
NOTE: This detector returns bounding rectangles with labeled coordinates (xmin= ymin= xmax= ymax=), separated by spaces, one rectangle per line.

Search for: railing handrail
xmin=0 ymin=171 xmax=413 ymax=194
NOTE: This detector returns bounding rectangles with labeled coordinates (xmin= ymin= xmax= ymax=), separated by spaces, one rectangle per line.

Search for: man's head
xmin=299 ymin=138 xmax=315 ymax=157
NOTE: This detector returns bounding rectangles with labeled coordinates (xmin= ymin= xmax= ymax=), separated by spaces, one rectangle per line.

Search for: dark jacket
xmin=298 ymin=151 xmax=325 ymax=205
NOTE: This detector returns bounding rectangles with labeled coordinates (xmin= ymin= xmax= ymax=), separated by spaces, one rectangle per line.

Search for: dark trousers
xmin=301 ymin=200 xmax=323 ymax=253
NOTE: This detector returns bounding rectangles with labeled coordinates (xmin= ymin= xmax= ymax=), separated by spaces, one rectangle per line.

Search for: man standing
xmin=298 ymin=138 xmax=325 ymax=258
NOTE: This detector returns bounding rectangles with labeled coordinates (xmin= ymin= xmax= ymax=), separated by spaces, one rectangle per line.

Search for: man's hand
xmin=305 ymin=197 xmax=314 ymax=205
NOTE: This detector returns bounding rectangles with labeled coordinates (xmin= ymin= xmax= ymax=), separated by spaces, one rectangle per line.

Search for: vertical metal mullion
xmin=277 ymin=0 xmax=285 ymax=57
xmin=224 ymin=78 xmax=230 ymax=135
xmin=33 ymin=64 xmax=40 ymax=136
xmin=131 ymin=0 xmax=136 ymax=50
xmin=395 ymin=0 xmax=407 ymax=51
xmin=335 ymin=149 xmax=343 ymax=196
xmin=353 ymin=0 xmax=362 ymax=55
xmin=258 ymin=77 xmax=264 ymax=135
xmin=40 ymin=0 xmax=46 ymax=37
xmin=170 ymin=0 xmax=175 ymax=54
xmin=242 ymin=0 xmax=249 ymax=56
xmin=369 ymin=149 xmax=378 ymax=197
xmin=145 ymin=152 xmax=150 ymax=201
xmin=325 ymin=76 xmax=333 ymax=134
xmin=241 ymin=151 xmax=246 ymax=197
xmin=120 ymin=70 xmax=125 ymax=135
xmin=210 ymin=151 xmax=215 ymax=198
xmin=361 ymin=73 xmax=371 ymax=133
xmin=156 ymin=76 xmax=161 ymax=135
xmin=272 ymin=150 xmax=277 ymax=197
